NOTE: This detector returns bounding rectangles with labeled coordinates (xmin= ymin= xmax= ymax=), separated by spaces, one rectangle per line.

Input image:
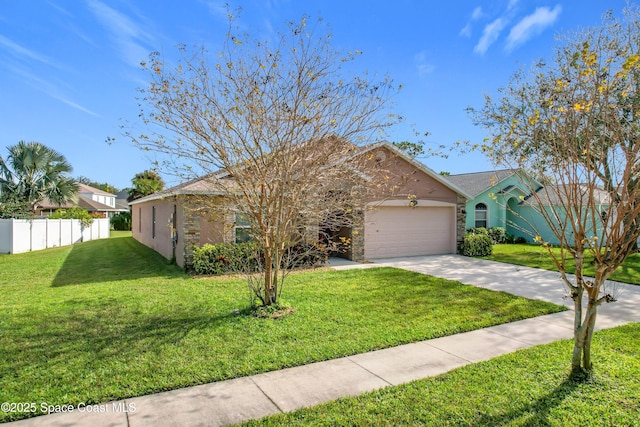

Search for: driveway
xmin=370 ymin=254 xmax=640 ymax=329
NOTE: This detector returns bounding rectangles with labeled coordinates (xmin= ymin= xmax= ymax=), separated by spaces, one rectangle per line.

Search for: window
xmin=152 ymin=206 xmax=156 ymax=239
xmin=235 ymin=213 xmax=253 ymax=243
xmin=474 ymin=203 xmax=488 ymax=228
xmin=138 ymin=208 xmax=142 ymax=233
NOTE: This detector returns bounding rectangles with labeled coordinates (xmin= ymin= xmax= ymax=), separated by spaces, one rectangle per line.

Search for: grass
xmin=0 ymin=233 xmax=564 ymax=422
xmin=242 ymin=322 xmax=640 ymax=426
xmin=486 ymin=244 xmax=640 ymax=285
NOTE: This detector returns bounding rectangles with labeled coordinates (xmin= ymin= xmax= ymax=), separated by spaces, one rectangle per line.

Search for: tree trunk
xmin=263 ymin=255 xmax=274 ymax=306
xmin=582 ymin=307 xmax=597 ymax=371
xmin=570 ymin=286 xmax=585 ymax=373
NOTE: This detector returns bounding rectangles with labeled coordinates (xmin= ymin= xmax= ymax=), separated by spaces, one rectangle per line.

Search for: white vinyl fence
xmin=0 ymin=218 xmax=110 ymax=254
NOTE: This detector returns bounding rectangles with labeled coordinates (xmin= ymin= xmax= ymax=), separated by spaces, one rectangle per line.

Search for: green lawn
xmin=0 ymin=233 xmax=564 ymax=422
xmin=486 ymin=244 xmax=640 ymax=285
xmin=243 ymin=322 xmax=640 ymax=426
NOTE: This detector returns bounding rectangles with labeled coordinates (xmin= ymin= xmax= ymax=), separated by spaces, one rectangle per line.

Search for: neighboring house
xmin=130 ymin=142 xmax=472 ymax=269
xmin=446 ymin=170 xmax=609 ymax=244
xmin=115 ymin=190 xmax=131 ymax=211
xmin=38 ymin=183 xmax=127 ymax=218
xmin=512 ymin=184 xmax=611 ymax=245
xmin=445 ymin=169 xmax=542 ymax=233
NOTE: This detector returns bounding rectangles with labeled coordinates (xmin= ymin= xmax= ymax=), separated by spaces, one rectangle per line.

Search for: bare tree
xmin=469 ymin=7 xmax=640 ymax=373
xmin=128 ymin=13 xmax=400 ymax=307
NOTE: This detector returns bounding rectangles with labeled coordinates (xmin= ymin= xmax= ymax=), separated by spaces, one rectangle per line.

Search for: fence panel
xmin=0 ymin=220 xmax=12 ymax=253
xmin=0 ymin=218 xmax=109 ymax=254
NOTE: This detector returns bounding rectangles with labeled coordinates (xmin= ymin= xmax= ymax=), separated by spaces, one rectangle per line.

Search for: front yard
xmin=486 ymin=244 xmax=640 ymax=285
xmin=243 ymin=322 xmax=640 ymax=426
xmin=0 ymin=233 xmax=564 ymax=422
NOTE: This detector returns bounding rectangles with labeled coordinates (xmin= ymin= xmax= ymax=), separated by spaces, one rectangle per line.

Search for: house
xmin=115 ymin=190 xmax=131 ymax=211
xmin=38 ymin=183 xmax=127 ymax=218
xmin=445 ymin=169 xmax=542 ymax=232
xmin=446 ymin=170 xmax=609 ymax=244
xmin=129 ymin=142 xmax=472 ymax=269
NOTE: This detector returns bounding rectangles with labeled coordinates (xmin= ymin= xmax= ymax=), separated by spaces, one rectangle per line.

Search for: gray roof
xmin=444 ymin=169 xmax=520 ymax=197
xmin=523 ymin=184 xmax=611 ymax=207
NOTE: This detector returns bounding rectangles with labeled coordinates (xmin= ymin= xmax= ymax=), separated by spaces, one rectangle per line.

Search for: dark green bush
xmin=488 ymin=226 xmax=507 ymax=244
xmin=466 ymin=227 xmax=488 ymax=235
xmin=515 ymin=236 xmax=528 ymax=244
xmin=110 ymin=211 xmax=132 ymax=231
xmin=192 ymin=242 xmax=328 ymax=275
xmin=462 ymin=233 xmax=493 ymax=257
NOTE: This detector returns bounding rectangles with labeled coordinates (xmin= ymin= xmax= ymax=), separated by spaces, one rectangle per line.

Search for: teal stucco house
xmin=445 ymin=169 xmax=609 ymax=245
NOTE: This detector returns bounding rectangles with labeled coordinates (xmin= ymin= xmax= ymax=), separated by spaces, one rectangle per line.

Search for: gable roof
xmin=130 ymin=141 xmax=473 ymax=205
xmin=445 ymin=169 xmax=540 ymax=198
xmin=356 ymin=141 xmax=473 ymax=199
xmin=38 ymin=195 xmax=121 ymax=212
xmin=77 ymin=183 xmax=116 ymax=197
xmin=522 ymin=184 xmax=611 ymax=207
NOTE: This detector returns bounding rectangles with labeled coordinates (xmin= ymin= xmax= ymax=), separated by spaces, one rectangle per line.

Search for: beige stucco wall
xmin=132 ymin=197 xmax=183 ymax=266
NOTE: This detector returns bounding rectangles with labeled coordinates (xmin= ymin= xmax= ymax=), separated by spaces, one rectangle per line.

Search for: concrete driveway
xmin=370 ymin=254 xmax=640 ymax=329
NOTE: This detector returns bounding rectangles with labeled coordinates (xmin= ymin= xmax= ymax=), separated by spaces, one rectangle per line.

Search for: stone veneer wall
xmin=456 ymin=196 xmax=467 ymax=253
xmin=182 ymin=197 xmax=202 ymax=270
xmin=349 ymin=208 xmax=366 ymax=262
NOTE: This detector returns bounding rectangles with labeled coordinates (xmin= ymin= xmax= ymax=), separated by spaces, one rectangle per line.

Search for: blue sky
xmin=0 ymin=1 xmax=625 ymax=190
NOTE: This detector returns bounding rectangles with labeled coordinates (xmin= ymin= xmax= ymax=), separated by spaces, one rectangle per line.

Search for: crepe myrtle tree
xmin=468 ymin=7 xmax=640 ymax=373
xmin=128 ymin=12 xmax=401 ymax=307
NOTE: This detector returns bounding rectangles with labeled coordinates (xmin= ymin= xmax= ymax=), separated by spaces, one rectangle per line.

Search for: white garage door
xmin=364 ymin=206 xmax=454 ymax=259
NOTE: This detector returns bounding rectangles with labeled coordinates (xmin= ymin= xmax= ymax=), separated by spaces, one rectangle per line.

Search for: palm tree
xmin=0 ymin=141 xmax=78 ymax=212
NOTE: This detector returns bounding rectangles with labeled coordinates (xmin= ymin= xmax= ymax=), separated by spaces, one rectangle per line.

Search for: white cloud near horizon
xmin=474 ymin=17 xmax=506 ymax=55
xmin=506 ymin=5 xmax=562 ymax=51
xmin=86 ymin=0 xmax=155 ymax=67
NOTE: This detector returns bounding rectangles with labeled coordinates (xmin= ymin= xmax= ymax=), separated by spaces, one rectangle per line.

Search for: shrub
xmin=466 ymin=227 xmax=488 ymax=235
xmin=192 ymin=241 xmax=328 ymax=275
xmin=49 ymin=207 xmax=94 ymax=228
xmin=111 ymin=211 xmax=132 ymax=231
xmin=462 ymin=233 xmax=493 ymax=257
xmin=515 ymin=236 xmax=528 ymax=244
xmin=488 ymin=226 xmax=507 ymax=244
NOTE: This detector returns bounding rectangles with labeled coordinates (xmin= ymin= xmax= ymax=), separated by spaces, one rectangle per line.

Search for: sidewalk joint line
xmin=249 ymin=376 xmax=285 ymax=414
xmin=125 ymin=399 xmax=130 ymax=427
xmin=346 ymin=357 xmax=393 ymax=387
xmin=422 ymin=342 xmax=475 ymax=364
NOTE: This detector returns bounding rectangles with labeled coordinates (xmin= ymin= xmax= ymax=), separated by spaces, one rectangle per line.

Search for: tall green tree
xmin=126 ymin=170 xmax=165 ymax=202
xmin=468 ymin=7 xmax=640 ymax=373
xmin=0 ymin=141 xmax=78 ymax=212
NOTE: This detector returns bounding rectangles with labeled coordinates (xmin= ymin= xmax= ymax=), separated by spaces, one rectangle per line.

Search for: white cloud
xmin=459 ymin=23 xmax=472 ymax=38
xmin=471 ymin=6 xmax=484 ymax=20
xmin=507 ymin=0 xmax=519 ymax=11
xmin=506 ymin=5 xmax=562 ymax=51
xmin=86 ymin=0 xmax=155 ymax=67
xmin=7 ymin=64 xmax=100 ymax=117
xmin=460 ymin=6 xmax=484 ymax=38
xmin=414 ymin=50 xmax=435 ymax=76
xmin=474 ymin=18 xmax=506 ymax=55
xmin=0 ymin=34 xmax=58 ymax=67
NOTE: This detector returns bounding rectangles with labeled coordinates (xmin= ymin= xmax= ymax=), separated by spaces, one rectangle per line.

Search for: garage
xmin=364 ymin=205 xmax=455 ymax=259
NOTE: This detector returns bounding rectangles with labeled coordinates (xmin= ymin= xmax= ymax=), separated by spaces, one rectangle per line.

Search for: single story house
xmin=130 ymin=142 xmax=472 ymax=269
xmin=445 ymin=169 xmax=542 ymax=231
xmin=445 ymin=170 xmax=609 ymax=244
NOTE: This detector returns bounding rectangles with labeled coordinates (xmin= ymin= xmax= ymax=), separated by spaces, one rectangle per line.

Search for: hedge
xmin=192 ymin=241 xmax=328 ymax=275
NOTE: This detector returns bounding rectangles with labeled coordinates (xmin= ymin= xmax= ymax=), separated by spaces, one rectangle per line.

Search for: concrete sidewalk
xmin=8 ymin=256 xmax=640 ymax=427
